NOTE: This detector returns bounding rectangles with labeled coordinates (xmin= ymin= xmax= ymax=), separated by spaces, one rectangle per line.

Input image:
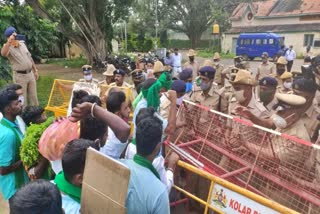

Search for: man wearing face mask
xmin=229 ymin=69 xmax=269 ymax=118
xmin=258 ymin=77 xmax=278 ymax=112
xmin=292 ymin=78 xmax=320 ymax=142
xmin=78 ymin=65 xmax=99 ymax=84
xmin=183 ymin=49 xmax=199 ymax=80
xmin=179 ymin=68 xmax=193 ymax=94
xmin=256 ymin=52 xmax=274 ymax=81
xmin=271 ymin=93 xmax=310 ymax=167
xmin=273 ymin=56 xmax=288 ymax=83
xmin=278 ymin=71 xmax=293 ymax=93
xmin=213 ymin=52 xmax=225 ymax=88
xmin=188 ymin=66 xmax=228 ymax=114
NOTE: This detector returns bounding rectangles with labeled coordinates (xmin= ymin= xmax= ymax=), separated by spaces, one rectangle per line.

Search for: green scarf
xmin=54 ymin=172 xmax=81 ymax=203
xmin=0 ymin=118 xmax=26 ymax=189
xmin=133 ymin=154 xmax=160 ymax=180
xmin=141 ymin=72 xmax=172 ymax=110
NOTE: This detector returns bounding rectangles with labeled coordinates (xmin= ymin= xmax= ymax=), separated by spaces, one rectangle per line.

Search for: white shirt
xmin=61 ymin=193 xmax=80 ymax=214
xmin=171 ymin=53 xmax=182 ymax=67
xmin=100 ymin=127 xmax=128 ymax=159
xmin=285 ymin=49 xmax=296 ymax=61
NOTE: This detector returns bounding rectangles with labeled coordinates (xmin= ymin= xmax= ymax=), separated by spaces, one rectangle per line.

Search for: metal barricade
xmin=168 ymin=100 xmax=320 ymax=214
xmin=171 ymin=160 xmax=298 ymax=214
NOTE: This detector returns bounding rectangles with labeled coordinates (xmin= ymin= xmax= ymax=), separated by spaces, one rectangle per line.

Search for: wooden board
xmin=81 ymin=148 xmax=130 ymax=214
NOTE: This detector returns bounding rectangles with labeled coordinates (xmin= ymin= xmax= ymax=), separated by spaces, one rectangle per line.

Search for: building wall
xmin=222 ymin=32 xmax=320 ymax=56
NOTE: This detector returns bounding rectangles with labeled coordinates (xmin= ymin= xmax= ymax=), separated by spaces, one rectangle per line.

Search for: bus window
xmin=256 ymin=39 xmax=262 ymax=45
xmin=240 ymin=39 xmax=244 ymax=45
xmin=269 ymin=39 xmax=274 ymax=45
xmin=263 ymin=39 xmax=268 ymax=45
xmin=244 ymin=39 xmax=251 ymax=45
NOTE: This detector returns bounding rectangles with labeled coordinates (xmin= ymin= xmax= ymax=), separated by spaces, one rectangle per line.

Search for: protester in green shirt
xmin=0 ymin=88 xmax=29 ymax=201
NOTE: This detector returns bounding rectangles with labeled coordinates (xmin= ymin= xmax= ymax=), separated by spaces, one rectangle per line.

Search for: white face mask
xmin=273 ymin=115 xmax=287 ymax=129
xmin=147 ymin=69 xmax=153 ymax=74
xmin=283 ymin=82 xmax=292 ymax=89
xmin=176 ymin=96 xmax=184 ymax=106
xmin=234 ymin=90 xmax=246 ymax=103
xmin=273 ymin=112 xmax=295 ymax=129
xmin=18 ymin=95 xmax=24 ymax=106
xmin=84 ymin=74 xmax=92 ymax=81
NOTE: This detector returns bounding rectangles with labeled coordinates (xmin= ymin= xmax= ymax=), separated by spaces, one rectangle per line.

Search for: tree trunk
xmin=25 ymin=0 xmax=108 ymax=66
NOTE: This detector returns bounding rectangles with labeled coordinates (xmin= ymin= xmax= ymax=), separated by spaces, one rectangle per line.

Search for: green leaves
xmin=20 ymin=117 xmax=54 ymax=169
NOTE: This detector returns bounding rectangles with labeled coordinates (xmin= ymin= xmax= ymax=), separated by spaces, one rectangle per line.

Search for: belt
xmin=16 ymin=70 xmax=31 ymax=74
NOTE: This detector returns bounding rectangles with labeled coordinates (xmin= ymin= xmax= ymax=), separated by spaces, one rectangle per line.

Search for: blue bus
xmin=236 ymin=33 xmax=284 ymax=61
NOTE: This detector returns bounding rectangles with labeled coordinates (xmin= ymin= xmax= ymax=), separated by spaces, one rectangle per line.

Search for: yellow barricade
xmin=173 ymin=160 xmax=298 ymax=214
xmin=45 ymin=79 xmax=134 ymax=117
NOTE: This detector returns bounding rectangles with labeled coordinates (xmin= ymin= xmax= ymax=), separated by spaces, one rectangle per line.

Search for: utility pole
xmin=155 ymin=0 xmax=159 ymax=49
xmin=124 ymin=21 xmax=127 ymax=53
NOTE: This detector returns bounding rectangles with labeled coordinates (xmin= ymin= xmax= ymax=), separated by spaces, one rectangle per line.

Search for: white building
xmin=222 ymin=0 xmax=320 ymax=56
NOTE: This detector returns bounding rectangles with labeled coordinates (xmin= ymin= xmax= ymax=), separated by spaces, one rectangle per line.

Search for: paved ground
xmin=35 ymin=57 xmax=304 ymax=82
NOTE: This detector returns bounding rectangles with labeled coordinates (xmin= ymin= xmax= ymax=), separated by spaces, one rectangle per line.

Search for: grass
xmin=37 ymin=75 xmax=55 ymax=108
xmin=46 ymin=57 xmax=87 ymax=68
xmin=197 ymin=49 xmax=236 ymax=59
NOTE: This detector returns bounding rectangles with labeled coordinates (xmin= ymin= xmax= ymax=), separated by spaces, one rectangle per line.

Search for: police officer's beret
xmin=82 ymin=65 xmax=92 ymax=74
xmin=179 ymin=68 xmax=193 ymax=81
xmin=114 ymin=69 xmax=126 ymax=76
xmin=171 ymin=80 xmax=186 ymax=93
xmin=293 ymin=78 xmax=317 ymax=93
xmin=4 ymin=26 xmax=16 ymax=38
xmin=199 ymin=66 xmax=216 ymax=79
xmin=259 ymin=77 xmax=278 ymax=88
xmin=275 ymin=93 xmax=306 ymax=106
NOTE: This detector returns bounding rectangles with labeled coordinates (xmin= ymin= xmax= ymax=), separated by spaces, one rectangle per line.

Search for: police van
xmin=236 ymin=33 xmax=284 ymax=61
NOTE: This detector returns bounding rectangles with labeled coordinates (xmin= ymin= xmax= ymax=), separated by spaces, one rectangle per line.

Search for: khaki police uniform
xmin=188 ymin=83 xmax=228 ymax=115
xmin=183 ymin=61 xmax=199 ymax=80
xmin=7 ymin=41 xmax=38 ymax=105
xmin=257 ymin=62 xmax=275 ymax=80
xmin=213 ymin=62 xmax=224 ymax=87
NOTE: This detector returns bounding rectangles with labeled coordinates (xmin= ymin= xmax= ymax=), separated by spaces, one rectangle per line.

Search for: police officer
xmin=292 ymin=78 xmax=320 ymax=142
xmin=1 ymin=26 xmax=39 ymax=106
xmin=213 ymin=52 xmax=224 ymax=87
xmin=101 ymin=64 xmax=116 ymax=85
xmin=79 ymin=65 xmax=99 ymax=84
xmin=130 ymin=69 xmax=145 ymax=98
xmin=273 ymin=56 xmax=288 ymax=84
xmin=256 ymin=52 xmax=274 ymax=81
xmin=258 ymin=77 xmax=278 ymax=112
xmin=109 ymin=69 xmax=131 ymax=87
xmin=188 ymin=66 xmax=228 ymax=114
xmin=229 ymin=69 xmax=269 ymax=119
xmin=278 ymin=71 xmax=293 ymax=93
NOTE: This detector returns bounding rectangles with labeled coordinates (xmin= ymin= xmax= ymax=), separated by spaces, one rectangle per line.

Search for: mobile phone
xmin=15 ymin=34 xmax=26 ymax=41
